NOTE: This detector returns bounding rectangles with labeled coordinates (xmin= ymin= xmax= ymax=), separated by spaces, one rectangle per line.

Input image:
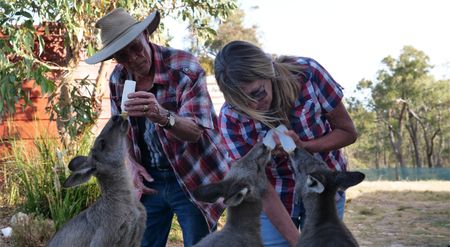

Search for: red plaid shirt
xmin=109 ymin=43 xmax=230 ymax=229
xmin=218 ymin=57 xmax=347 ymax=216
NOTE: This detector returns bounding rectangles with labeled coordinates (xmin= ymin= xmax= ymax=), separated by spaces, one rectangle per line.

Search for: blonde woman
xmin=215 ymin=40 xmax=357 ymax=247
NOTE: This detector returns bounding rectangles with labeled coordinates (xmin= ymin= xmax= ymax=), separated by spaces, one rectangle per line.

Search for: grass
xmin=345 ymin=180 xmax=450 ymax=247
xmin=0 ymin=124 xmax=101 ymax=245
xmin=2 ymin=162 xmax=449 ymax=247
xmin=167 ymin=210 xmax=227 ymax=245
xmin=167 ymin=180 xmax=450 ymax=247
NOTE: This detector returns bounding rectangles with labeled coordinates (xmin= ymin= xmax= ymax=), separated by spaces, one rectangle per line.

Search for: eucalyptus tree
xmin=411 ymin=79 xmax=450 ymax=167
xmin=357 ymin=46 xmax=432 ymax=175
xmin=185 ymin=7 xmax=260 ymax=75
xmin=346 ymin=95 xmax=387 ymax=169
xmin=0 ymin=0 xmax=237 ymax=143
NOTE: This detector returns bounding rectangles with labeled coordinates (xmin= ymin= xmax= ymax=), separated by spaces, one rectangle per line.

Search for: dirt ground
xmin=0 ymin=207 xmax=14 ymax=247
xmin=345 ymin=181 xmax=450 ymax=247
xmin=1 ymin=181 xmax=449 ymax=247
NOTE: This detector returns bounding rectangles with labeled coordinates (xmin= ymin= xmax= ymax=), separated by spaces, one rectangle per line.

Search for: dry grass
xmin=345 ymin=181 xmax=450 ymax=247
xmin=346 ymin=180 xmax=450 ymax=199
xmin=168 ymin=181 xmax=450 ymax=247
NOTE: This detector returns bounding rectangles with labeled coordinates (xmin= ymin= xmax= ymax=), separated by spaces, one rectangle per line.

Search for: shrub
xmin=1 ymin=126 xmax=100 ymax=230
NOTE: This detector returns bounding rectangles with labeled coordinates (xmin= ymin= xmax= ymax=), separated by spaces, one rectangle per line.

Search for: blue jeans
xmin=260 ymin=192 xmax=346 ymax=247
xmin=140 ymin=169 xmax=210 ymax=247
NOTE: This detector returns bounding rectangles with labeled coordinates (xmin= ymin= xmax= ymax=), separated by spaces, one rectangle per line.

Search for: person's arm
xmin=296 ymin=58 xmax=357 ymax=153
xmin=157 ymin=109 xmax=203 ymax=142
xmin=263 ymin=184 xmax=299 ymax=247
xmin=126 ymin=143 xmax=157 ymax=197
xmin=124 ymin=91 xmax=203 ymax=142
xmin=285 ymin=101 xmax=357 ymax=153
xmin=302 ymin=101 xmax=357 ymax=153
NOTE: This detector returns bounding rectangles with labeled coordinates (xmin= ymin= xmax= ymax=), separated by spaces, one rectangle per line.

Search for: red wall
xmin=0 ymin=23 xmax=113 ymax=156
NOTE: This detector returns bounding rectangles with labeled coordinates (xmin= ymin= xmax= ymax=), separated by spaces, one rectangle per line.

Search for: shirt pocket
xmin=290 ymin=99 xmax=320 ymax=140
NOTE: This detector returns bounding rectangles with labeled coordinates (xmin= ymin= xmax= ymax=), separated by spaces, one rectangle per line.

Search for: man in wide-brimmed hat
xmin=86 ymin=8 xmax=230 ymax=247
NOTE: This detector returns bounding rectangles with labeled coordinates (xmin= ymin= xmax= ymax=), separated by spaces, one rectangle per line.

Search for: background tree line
xmin=206 ymin=14 xmax=450 ymax=171
xmin=346 ymin=46 xmax=450 ymax=172
xmin=201 ymin=8 xmax=450 ymax=173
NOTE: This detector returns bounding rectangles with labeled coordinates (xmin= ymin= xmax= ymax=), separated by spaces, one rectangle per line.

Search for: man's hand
xmin=124 ymin=91 xmax=168 ymax=125
xmin=127 ymin=158 xmax=158 ymax=199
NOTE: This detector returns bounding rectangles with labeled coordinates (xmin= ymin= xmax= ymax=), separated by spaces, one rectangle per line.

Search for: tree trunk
xmin=423 ymin=128 xmax=440 ymax=168
xmin=56 ymin=71 xmax=74 ymax=148
xmin=375 ymin=151 xmax=380 ymax=169
xmin=388 ymin=127 xmax=404 ymax=171
xmin=387 ymin=125 xmax=402 ymax=180
xmin=384 ymin=150 xmax=388 ymax=168
xmin=406 ymin=113 xmax=422 ymax=168
xmin=382 ymin=107 xmax=406 ymax=177
xmin=95 ymin=60 xmax=111 ymax=98
xmin=435 ymin=135 xmax=443 ymax=168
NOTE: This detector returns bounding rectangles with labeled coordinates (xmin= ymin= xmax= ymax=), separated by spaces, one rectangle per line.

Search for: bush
xmin=1 ymin=127 xmax=100 ymax=230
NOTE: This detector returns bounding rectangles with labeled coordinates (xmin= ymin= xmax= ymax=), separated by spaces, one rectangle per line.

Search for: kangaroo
xmin=290 ymin=147 xmax=365 ymax=247
xmin=192 ymin=143 xmax=271 ymax=247
xmin=47 ymin=115 xmax=146 ymax=247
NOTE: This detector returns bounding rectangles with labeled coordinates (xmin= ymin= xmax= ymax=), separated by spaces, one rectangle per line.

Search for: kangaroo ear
xmin=223 ymin=183 xmax=249 ymax=207
xmin=335 ymin=171 xmax=365 ymax=191
xmin=193 ymin=181 xmax=229 ymax=203
xmin=306 ymin=175 xmax=325 ymax=194
xmin=63 ymin=167 xmax=96 ymax=188
xmin=68 ymin=156 xmax=88 ymax=171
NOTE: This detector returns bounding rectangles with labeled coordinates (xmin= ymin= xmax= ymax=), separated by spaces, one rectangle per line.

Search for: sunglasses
xmin=248 ymin=85 xmax=268 ymax=101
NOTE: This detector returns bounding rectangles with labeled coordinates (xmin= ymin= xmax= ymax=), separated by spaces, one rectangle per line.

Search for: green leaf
xmin=0 ymin=82 xmax=7 ymax=100
xmin=9 ymin=75 xmax=16 ymax=83
xmin=205 ymin=27 xmax=217 ymax=35
xmin=16 ymin=10 xmax=33 ymax=19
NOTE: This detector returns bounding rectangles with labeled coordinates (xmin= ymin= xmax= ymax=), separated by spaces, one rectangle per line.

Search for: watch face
xmin=168 ymin=113 xmax=176 ymax=127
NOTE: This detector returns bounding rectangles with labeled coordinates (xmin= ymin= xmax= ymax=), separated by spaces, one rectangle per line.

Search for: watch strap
xmin=158 ymin=111 xmax=175 ymax=129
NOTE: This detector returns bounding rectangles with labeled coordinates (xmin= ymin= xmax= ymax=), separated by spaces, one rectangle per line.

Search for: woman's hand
xmin=283 ymin=130 xmax=307 ymax=149
xmin=271 ymin=130 xmax=308 ymax=154
xmin=270 ymin=131 xmax=287 ymax=157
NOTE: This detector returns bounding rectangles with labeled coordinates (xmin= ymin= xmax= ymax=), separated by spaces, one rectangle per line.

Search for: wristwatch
xmin=158 ymin=111 xmax=176 ymax=129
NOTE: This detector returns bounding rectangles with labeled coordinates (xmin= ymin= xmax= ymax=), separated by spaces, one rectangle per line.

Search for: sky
xmin=168 ymin=0 xmax=450 ymax=94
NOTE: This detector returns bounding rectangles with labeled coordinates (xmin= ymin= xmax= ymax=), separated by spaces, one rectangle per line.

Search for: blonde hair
xmin=214 ymin=40 xmax=305 ymax=128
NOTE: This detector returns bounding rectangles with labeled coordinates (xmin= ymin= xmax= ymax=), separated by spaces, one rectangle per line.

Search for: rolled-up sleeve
xmin=178 ymin=70 xmax=216 ymax=130
xmin=309 ymin=58 xmax=344 ymax=113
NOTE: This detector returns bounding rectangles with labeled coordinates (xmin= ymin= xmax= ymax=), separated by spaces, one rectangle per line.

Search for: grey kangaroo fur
xmin=290 ymin=147 xmax=365 ymax=247
xmin=47 ymin=116 xmax=146 ymax=247
xmin=192 ymin=143 xmax=271 ymax=247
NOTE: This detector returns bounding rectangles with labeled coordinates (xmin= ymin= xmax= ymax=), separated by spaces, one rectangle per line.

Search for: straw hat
xmin=85 ymin=8 xmax=160 ymax=64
